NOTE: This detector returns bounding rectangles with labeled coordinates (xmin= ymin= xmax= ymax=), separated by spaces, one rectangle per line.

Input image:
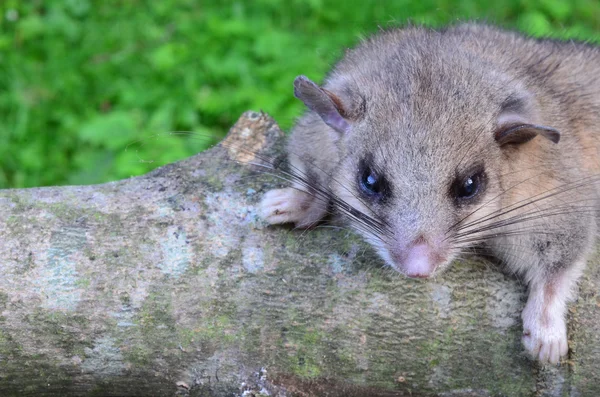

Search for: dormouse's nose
xmin=390 ymin=235 xmax=448 ymax=278
xmin=403 ymin=243 xmax=436 ymax=278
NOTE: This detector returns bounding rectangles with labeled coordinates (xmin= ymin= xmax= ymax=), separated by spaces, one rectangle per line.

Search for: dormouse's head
xmin=293 ymin=27 xmax=561 ymax=278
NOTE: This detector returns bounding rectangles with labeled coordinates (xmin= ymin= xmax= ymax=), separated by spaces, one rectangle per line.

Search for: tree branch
xmin=0 ymin=111 xmax=598 ymax=396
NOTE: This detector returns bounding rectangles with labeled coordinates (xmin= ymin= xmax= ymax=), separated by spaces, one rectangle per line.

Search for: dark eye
xmin=357 ymin=157 xmax=390 ymax=201
xmin=453 ymin=170 xmax=485 ymax=201
xmin=359 ymin=167 xmax=383 ymax=198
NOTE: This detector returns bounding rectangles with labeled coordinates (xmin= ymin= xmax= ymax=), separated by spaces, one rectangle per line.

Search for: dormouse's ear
xmin=293 ymin=75 xmax=351 ymax=134
xmin=494 ymin=99 xmax=560 ymax=146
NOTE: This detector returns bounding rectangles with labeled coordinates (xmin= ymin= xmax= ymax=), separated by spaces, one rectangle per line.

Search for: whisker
xmin=453 ymin=206 xmax=599 ymax=241
xmin=252 ymin=165 xmax=388 ymax=237
xmin=453 ymin=174 xmax=600 ymax=234
xmin=447 ymin=170 xmax=552 ymax=234
xmin=221 ymin=139 xmax=393 ymax=237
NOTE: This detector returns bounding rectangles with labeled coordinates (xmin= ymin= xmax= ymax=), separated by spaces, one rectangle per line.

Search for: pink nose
xmin=403 ymin=244 xmax=435 ymax=278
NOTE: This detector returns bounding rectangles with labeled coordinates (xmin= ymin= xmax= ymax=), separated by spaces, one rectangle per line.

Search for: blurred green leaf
xmin=539 ymin=0 xmax=572 ymax=22
xmin=68 ymin=149 xmax=114 ymax=186
xmin=517 ymin=11 xmax=553 ymax=36
xmin=78 ymin=112 xmax=137 ymax=150
xmin=17 ymin=15 xmax=45 ymax=40
xmin=65 ymin=0 xmax=91 ymax=18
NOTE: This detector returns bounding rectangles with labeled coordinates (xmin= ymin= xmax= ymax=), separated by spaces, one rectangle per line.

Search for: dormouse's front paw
xmin=522 ymin=310 xmax=568 ymax=364
xmin=259 ymin=188 xmax=326 ymax=228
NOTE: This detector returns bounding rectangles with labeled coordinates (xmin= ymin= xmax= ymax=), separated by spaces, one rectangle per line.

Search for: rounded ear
xmin=293 ymin=75 xmax=351 ymax=134
xmin=495 ymin=123 xmax=560 ymax=146
xmin=494 ymin=96 xmax=560 ymax=146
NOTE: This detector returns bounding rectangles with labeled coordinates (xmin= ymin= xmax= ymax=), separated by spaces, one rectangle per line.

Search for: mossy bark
xmin=0 ymin=111 xmax=598 ymax=397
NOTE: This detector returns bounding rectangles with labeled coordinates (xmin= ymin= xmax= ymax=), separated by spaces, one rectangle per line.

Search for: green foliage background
xmin=0 ymin=0 xmax=599 ymax=188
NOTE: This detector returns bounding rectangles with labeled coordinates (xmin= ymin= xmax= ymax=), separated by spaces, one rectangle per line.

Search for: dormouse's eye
xmin=452 ymin=169 xmax=486 ymax=201
xmin=359 ymin=166 xmax=386 ymax=200
xmin=459 ymin=176 xmax=477 ymax=198
xmin=360 ymin=168 xmax=380 ymax=195
xmin=357 ymin=158 xmax=389 ymax=201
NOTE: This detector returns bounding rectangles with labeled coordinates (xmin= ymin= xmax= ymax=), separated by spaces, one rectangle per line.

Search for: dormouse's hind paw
xmin=259 ymin=188 xmax=327 ymax=228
